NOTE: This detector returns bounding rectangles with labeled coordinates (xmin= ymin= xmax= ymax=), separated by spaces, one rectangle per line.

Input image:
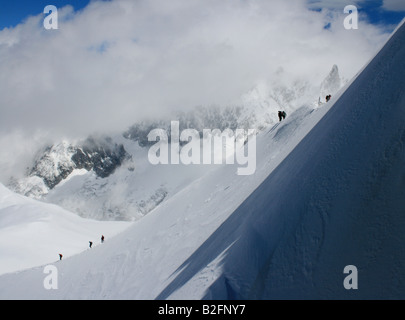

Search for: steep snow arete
xmin=0 ymin=20 xmax=404 ymax=299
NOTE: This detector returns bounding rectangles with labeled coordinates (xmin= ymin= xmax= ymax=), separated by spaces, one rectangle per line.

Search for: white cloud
xmin=307 ymin=0 xmax=363 ymax=11
xmin=0 ymin=129 xmax=52 ymax=182
xmin=382 ymin=0 xmax=405 ymax=12
xmin=0 ymin=0 xmax=390 ymax=140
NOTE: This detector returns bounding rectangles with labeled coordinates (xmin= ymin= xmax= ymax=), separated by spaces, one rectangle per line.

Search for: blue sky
xmin=307 ymin=0 xmax=405 ymax=28
xmin=0 ymin=0 xmax=404 ymax=31
xmin=0 ymin=0 xmax=90 ymax=29
xmin=363 ymin=0 xmax=405 ymax=25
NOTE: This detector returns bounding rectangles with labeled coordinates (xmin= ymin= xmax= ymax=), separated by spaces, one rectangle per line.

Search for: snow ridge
xmin=192 ymin=21 xmax=405 ymax=299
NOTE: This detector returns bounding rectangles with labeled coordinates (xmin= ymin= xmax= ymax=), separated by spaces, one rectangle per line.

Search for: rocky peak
xmin=320 ymin=64 xmax=343 ymax=99
xmin=14 ymin=137 xmax=131 ymax=196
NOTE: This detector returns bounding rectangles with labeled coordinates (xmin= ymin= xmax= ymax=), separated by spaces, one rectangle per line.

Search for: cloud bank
xmin=0 ymin=0 xmax=393 ymax=181
xmin=0 ymin=0 xmax=390 ymax=135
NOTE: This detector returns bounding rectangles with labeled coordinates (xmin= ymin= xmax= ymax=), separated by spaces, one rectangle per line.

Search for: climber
xmin=278 ymin=111 xmax=287 ymax=121
xmin=326 ymin=94 xmax=332 ymax=102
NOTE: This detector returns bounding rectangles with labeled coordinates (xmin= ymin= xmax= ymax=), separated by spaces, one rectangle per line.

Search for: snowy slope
xmin=0 ymin=20 xmax=404 ymax=300
xmin=0 ymin=101 xmax=329 ymax=299
xmin=44 ymin=139 xmax=216 ymax=221
xmin=0 ymin=183 xmax=130 ymax=276
xmin=170 ymin=20 xmax=405 ymax=299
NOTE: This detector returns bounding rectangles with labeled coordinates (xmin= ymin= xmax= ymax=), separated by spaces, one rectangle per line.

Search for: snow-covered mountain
xmin=319 ymin=64 xmax=345 ymax=101
xmin=10 ymin=137 xmax=131 ymax=198
xmin=7 ymin=64 xmax=343 ymax=222
xmin=0 ymin=18 xmax=404 ymax=300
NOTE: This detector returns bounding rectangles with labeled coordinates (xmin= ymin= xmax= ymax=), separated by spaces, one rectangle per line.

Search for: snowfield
xmin=0 ymin=183 xmax=131 ymax=276
xmin=0 ymin=20 xmax=404 ymax=300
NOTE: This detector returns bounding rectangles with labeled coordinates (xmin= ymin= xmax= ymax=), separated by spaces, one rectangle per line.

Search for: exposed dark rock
xmin=29 ymin=137 xmax=131 ymax=190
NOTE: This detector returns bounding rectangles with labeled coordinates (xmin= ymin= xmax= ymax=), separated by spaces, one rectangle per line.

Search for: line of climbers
xmin=59 ymin=234 xmax=105 ymax=260
xmin=57 ymin=95 xmax=334 ymax=262
xmin=279 ymin=94 xmax=332 ymax=122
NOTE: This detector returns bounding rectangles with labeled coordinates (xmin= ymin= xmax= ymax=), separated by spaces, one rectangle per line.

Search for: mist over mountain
xmin=6 ymin=65 xmax=344 ymax=221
